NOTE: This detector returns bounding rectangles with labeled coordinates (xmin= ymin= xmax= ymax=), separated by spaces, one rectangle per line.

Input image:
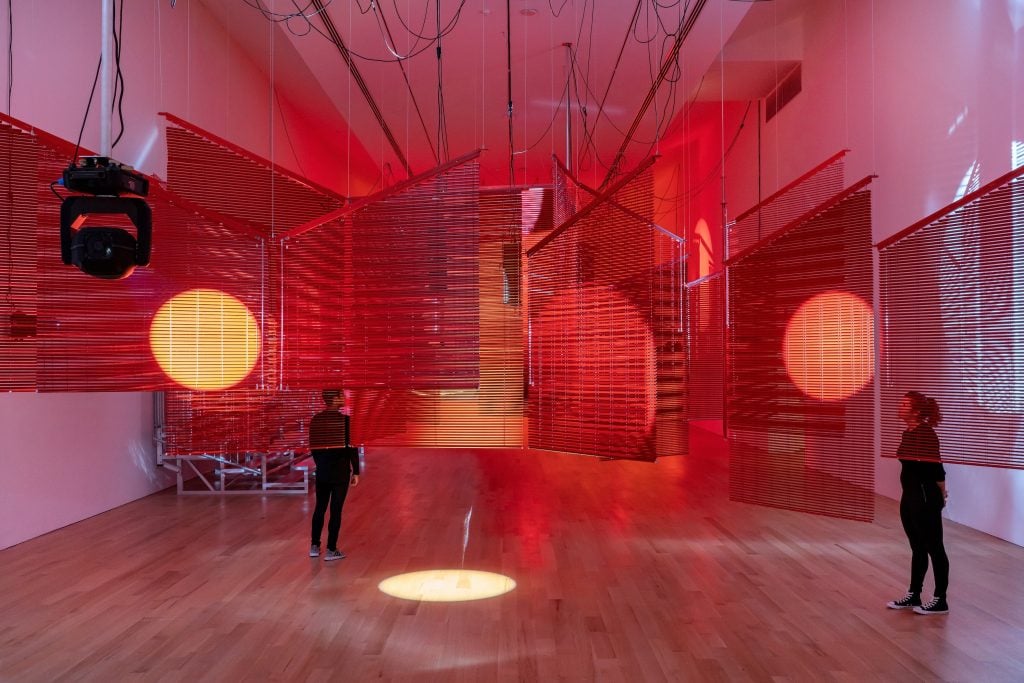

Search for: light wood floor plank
xmin=1 ymin=426 xmax=1023 ymax=681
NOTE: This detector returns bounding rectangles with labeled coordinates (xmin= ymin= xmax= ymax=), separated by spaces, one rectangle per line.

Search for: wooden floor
xmin=2 ymin=425 xmax=1023 ymax=682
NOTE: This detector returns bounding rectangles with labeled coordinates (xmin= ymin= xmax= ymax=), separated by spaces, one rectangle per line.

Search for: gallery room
xmin=1 ymin=0 xmax=1023 ymax=679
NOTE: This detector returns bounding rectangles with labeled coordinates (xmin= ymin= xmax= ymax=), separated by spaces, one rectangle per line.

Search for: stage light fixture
xmin=59 ymin=157 xmax=152 ymax=280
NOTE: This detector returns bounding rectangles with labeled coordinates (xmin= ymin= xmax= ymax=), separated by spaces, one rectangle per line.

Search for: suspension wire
xmin=436 ymin=0 xmax=450 ymax=161
xmin=599 ymin=0 xmax=708 ymax=191
xmin=6 ymin=0 xmax=12 ymax=114
xmin=506 ymin=0 xmax=514 ymax=185
xmin=310 ymin=0 xmax=412 ymax=177
xmin=576 ymin=0 xmax=644 ymax=177
xmin=373 ymin=3 xmax=439 ymax=164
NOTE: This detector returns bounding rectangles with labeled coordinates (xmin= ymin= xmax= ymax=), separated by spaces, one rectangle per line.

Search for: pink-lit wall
xmin=0 ymin=393 xmax=171 ymax=550
xmin=1 ymin=1 xmax=375 ymax=193
xmin=0 ymin=1 xmax=377 ymax=550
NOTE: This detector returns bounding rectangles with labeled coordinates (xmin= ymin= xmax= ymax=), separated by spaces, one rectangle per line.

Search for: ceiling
xmin=202 ymin=1 xmax=806 ymax=189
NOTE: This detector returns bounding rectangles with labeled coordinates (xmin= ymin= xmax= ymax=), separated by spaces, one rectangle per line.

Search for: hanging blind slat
xmin=0 ymin=114 xmax=266 ymax=393
xmin=729 ymin=151 xmax=846 ymax=260
xmin=728 ymin=180 xmax=875 ymax=521
xmin=879 ymin=169 xmax=1024 ymax=470
xmin=527 ymin=163 xmax=687 ymax=460
xmin=686 ymin=272 xmax=725 ymax=421
xmin=0 ymin=121 xmax=39 ymax=391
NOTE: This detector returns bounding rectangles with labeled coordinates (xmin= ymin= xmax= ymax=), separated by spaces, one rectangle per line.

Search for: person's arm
xmin=927 ymin=429 xmax=946 ymax=506
xmin=346 ymin=414 xmax=360 ymax=485
xmin=349 ymin=445 xmax=361 ymax=485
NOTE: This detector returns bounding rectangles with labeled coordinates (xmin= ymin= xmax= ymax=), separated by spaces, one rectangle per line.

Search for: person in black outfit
xmin=308 ymin=389 xmax=360 ymax=561
xmin=887 ymin=391 xmax=949 ymax=615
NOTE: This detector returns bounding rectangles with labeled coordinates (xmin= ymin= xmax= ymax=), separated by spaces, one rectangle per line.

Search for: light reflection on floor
xmin=378 ymin=569 xmax=516 ymax=602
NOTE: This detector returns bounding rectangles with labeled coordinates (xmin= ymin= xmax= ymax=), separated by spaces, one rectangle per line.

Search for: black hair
xmin=321 ymin=389 xmax=341 ymax=405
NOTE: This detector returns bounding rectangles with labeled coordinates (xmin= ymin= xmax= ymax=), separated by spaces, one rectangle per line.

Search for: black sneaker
xmin=886 ymin=592 xmax=921 ymax=609
xmin=913 ymin=597 xmax=949 ymax=615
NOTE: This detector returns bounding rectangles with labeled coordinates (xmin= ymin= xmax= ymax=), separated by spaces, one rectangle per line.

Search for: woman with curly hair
xmin=886 ymin=391 xmax=949 ymax=615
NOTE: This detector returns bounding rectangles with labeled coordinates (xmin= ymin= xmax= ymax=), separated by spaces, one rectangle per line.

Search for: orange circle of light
xmin=150 ymin=288 xmax=260 ymax=390
xmin=783 ymin=291 xmax=874 ymax=401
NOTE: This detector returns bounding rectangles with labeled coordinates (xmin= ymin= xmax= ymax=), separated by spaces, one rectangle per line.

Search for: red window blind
xmin=728 ymin=150 xmax=847 ymax=260
xmin=727 ymin=177 xmax=875 ymax=521
xmin=527 ymin=159 xmax=687 ymax=460
xmin=0 ymin=112 xmax=267 ymax=393
xmin=339 ymin=191 xmax=524 ymax=448
xmin=878 ymin=165 xmax=1024 ymax=469
xmin=552 ymin=156 xmax=583 ymax=229
xmin=0 ymin=120 xmax=39 ymax=391
xmin=162 ymin=389 xmax=323 ymax=457
xmin=279 ymin=161 xmax=525 ymax=448
xmin=162 ymin=113 xmax=344 ymax=237
xmin=686 ymin=272 xmax=725 ymax=421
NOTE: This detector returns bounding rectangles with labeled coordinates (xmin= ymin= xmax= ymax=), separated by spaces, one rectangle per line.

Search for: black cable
xmin=272 ymin=87 xmax=309 ymax=180
xmin=602 ymin=0 xmax=705 ymax=187
xmin=388 ymin=0 xmax=459 ymax=43
xmin=244 ymin=0 xmax=336 ymax=22
xmin=294 ymin=9 xmax=456 ymax=63
xmin=248 ymin=0 xmax=467 ymax=64
xmin=506 ymin=0 xmax=514 ymax=186
xmin=574 ymin=0 xmax=644 ymax=167
xmin=514 ymin=70 xmax=571 ymax=156
xmin=569 ymin=50 xmax=600 ymax=173
xmin=386 ymin=0 xmax=431 ymax=37
xmin=548 ymin=0 xmax=570 ymax=18
xmin=653 ymin=100 xmax=752 ymax=203
xmin=567 ymin=1 xmax=691 ymax=174
xmin=369 ymin=4 xmax=438 ymax=163
xmin=435 ymin=0 xmax=449 ymax=162
xmin=563 ymin=0 xmax=684 ymax=172
xmin=72 ymin=55 xmax=103 ymax=164
xmin=632 ymin=0 xmax=659 ymax=45
xmin=111 ymin=0 xmax=126 ymax=150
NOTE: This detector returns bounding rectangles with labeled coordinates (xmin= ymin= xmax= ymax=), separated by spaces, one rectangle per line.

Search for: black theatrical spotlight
xmin=60 ymin=195 xmax=152 ymax=280
xmin=58 ymin=156 xmax=152 ymax=280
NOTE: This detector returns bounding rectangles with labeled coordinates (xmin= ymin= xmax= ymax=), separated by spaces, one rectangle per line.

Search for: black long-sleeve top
xmin=897 ymin=424 xmax=944 ymax=501
xmin=309 ymin=409 xmax=360 ymax=483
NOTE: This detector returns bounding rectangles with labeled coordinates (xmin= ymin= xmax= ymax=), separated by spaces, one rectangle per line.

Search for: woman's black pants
xmin=900 ymin=495 xmax=949 ymax=597
xmin=311 ymin=477 xmax=351 ymax=551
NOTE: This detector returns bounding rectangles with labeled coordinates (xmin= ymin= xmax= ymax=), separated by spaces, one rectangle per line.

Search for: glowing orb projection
xmin=150 ymin=288 xmax=260 ymax=390
xmin=783 ymin=291 xmax=874 ymax=401
xmin=378 ymin=570 xmax=516 ymax=602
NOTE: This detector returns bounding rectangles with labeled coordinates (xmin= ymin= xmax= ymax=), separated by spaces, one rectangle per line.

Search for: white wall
xmin=0 ymin=393 xmax=171 ymax=549
xmin=0 ymin=0 xmax=371 ymax=550
xmin=719 ymin=0 xmax=1024 ymax=545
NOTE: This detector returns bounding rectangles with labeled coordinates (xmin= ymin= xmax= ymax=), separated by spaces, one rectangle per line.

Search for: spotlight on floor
xmin=378 ymin=570 xmax=516 ymax=602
